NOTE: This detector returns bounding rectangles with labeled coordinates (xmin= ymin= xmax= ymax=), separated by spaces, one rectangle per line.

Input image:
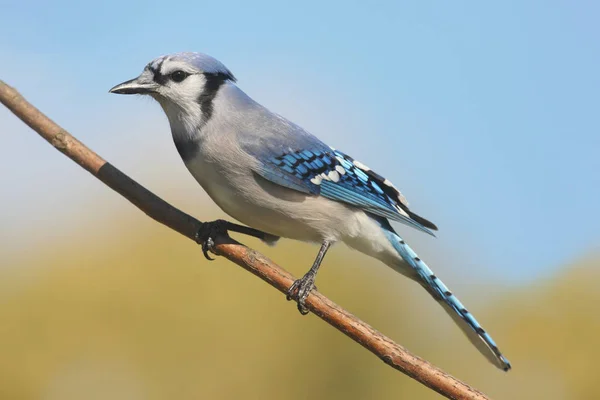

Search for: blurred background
xmin=1 ymin=1 xmax=599 ymax=399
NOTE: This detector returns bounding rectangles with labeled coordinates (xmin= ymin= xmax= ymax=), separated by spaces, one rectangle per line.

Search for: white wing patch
xmin=352 ymin=160 xmax=371 ymax=171
xmin=327 ymin=170 xmax=339 ymax=182
xmin=310 ymin=175 xmax=323 ymax=185
xmin=351 ymin=159 xmax=410 ymax=208
xmin=383 ymin=178 xmax=409 ymax=207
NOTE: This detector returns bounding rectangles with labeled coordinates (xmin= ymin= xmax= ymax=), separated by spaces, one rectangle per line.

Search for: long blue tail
xmin=381 ymin=224 xmax=511 ymax=371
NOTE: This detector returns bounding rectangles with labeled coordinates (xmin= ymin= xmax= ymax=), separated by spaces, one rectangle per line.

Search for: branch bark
xmin=0 ymin=80 xmax=492 ymax=400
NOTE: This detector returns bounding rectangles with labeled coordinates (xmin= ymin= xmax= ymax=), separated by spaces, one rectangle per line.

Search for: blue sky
xmin=1 ymin=1 xmax=599 ymax=282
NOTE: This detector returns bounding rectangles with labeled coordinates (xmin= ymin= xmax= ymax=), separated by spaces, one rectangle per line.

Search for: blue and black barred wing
xmin=253 ymin=147 xmax=438 ymax=236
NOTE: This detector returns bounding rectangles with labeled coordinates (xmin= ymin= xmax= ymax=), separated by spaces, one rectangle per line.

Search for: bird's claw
xmin=286 ymin=273 xmax=317 ymax=315
xmin=202 ymin=237 xmax=215 ymax=260
xmin=194 ymin=220 xmax=229 ymax=260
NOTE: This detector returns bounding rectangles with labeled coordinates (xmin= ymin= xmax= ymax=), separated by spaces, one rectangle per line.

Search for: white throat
xmin=155 ymin=95 xmax=205 ymax=145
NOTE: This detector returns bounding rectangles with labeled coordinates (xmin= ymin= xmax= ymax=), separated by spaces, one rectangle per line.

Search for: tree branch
xmin=0 ymin=80 xmax=491 ymax=400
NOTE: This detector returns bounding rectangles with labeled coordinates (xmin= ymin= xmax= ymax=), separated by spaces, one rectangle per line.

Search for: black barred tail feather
xmin=381 ymin=224 xmax=512 ymax=371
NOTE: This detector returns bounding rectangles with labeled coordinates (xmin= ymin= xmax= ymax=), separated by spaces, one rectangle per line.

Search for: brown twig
xmin=0 ymin=79 xmax=492 ymax=400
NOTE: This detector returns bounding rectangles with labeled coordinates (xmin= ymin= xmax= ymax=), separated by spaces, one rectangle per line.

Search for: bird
xmin=109 ymin=51 xmax=511 ymax=371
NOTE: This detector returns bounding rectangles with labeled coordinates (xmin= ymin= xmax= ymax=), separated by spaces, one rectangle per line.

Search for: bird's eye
xmin=170 ymin=70 xmax=189 ymax=83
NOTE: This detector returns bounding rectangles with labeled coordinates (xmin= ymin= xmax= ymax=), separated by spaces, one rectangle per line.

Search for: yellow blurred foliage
xmin=0 ymin=207 xmax=598 ymax=399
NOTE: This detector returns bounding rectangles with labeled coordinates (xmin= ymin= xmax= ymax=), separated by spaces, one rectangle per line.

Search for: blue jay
xmin=110 ymin=52 xmax=511 ymax=371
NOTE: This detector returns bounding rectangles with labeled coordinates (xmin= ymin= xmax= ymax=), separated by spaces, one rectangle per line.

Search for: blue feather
xmin=378 ymin=219 xmax=511 ymax=371
xmin=249 ymin=146 xmax=437 ymax=236
xmin=253 ymin=164 xmax=317 ymax=195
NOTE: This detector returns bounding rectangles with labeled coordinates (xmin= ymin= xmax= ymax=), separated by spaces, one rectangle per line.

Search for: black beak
xmin=109 ymin=76 xmax=158 ymax=95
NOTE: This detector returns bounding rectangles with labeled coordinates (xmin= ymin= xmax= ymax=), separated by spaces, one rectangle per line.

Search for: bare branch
xmin=0 ymin=80 xmax=492 ymax=400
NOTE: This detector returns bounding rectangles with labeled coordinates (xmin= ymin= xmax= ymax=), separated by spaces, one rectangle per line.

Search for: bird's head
xmin=110 ymin=52 xmax=236 ymax=126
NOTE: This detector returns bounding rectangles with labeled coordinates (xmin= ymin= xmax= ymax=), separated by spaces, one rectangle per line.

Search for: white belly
xmin=183 ymin=155 xmax=344 ymax=243
xmin=183 ymin=151 xmax=405 ymax=273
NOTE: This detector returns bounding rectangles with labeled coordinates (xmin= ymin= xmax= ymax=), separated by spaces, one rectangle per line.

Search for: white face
xmin=146 ymin=60 xmax=208 ymax=108
xmin=141 ymin=59 xmax=211 ymax=133
xmin=109 ymin=56 xmax=231 ymax=135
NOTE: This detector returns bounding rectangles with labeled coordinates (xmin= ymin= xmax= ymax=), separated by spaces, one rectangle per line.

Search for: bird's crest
xmin=147 ymin=52 xmax=236 ymax=82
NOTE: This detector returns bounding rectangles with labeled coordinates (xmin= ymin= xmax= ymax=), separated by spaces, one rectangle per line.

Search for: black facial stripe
xmin=149 ymin=59 xmax=168 ymax=85
xmin=197 ymin=72 xmax=233 ymax=122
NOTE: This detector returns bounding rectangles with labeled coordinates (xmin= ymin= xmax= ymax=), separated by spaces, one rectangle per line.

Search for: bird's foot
xmin=286 ymin=273 xmax=317 ymax=315
xmin=194 ymin=219 xmax=230 ymax=260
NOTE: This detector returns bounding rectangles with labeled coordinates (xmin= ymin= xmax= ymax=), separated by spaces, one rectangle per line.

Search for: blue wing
xmin=239 ymin=122 xmax=437 ymax=235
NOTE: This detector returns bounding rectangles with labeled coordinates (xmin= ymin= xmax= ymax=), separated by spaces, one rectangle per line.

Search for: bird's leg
xmin=223 ymin=222 xmax=280 ymax=245
xmin=286 ymin=241 xmax=331 ymax=315
xmin=194 ymin=219 xmax=279 ymax=260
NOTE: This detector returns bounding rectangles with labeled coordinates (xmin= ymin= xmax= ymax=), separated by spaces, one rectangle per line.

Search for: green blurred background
xmin=2 ymin=1 xmax=600 ymax=399
xmin=1 ymin=197 xmax=598 ymax=399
